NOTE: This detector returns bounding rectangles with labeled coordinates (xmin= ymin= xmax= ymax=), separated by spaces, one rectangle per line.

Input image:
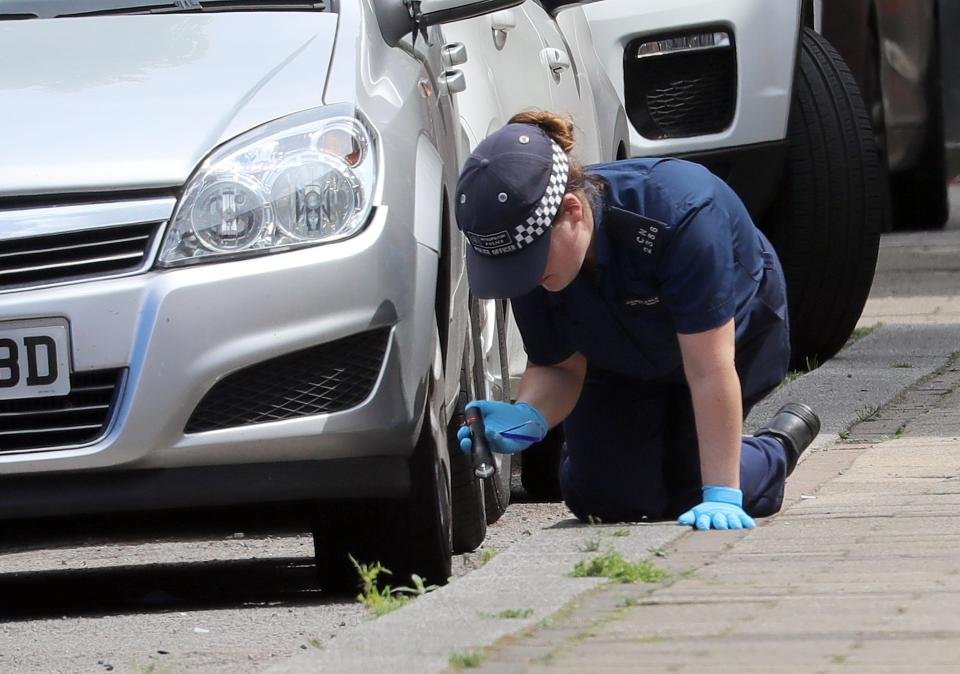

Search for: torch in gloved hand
xmin=465 ymin=407 xmax=497 ymax=479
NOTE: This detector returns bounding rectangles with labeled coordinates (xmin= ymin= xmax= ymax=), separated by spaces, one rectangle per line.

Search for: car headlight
xmin=158 ymin=105 xmax=378 ymax=267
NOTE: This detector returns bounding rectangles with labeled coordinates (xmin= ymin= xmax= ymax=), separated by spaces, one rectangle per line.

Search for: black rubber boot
xmin=755 ymin=403 xmax=821 ymax=476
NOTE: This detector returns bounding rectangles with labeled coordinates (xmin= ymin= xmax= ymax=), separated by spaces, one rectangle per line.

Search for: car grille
xmin=185 ymin=328 xmax=391 ymax=433
xmin=624 ymin=35 xmax=737 ymax=140
xmin=0 ymin=369 xmax=124 ymax=455
xmin=0 ymin=221 xmax=161 ymax=291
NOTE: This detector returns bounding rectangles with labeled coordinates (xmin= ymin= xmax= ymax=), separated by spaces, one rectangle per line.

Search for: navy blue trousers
xmin=559 ymin=247 xmax=791 ymax=523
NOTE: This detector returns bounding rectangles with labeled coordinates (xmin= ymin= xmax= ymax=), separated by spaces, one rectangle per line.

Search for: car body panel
xmin=582 ymin=0 xmax=800 ymax=157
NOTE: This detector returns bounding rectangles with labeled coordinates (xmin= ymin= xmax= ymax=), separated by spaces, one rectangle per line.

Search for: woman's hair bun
xmin=508 ymin=110 xmax=576 ymax=153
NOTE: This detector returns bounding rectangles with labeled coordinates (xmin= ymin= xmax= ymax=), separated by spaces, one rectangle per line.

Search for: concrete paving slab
xmin=470 ymin=384 xmax=960 ymax=673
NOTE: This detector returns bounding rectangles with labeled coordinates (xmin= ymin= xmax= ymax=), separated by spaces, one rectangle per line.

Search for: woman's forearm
xmin=516 ymin=353 xmax=587 ymax=429
xmin=687 ymin=364 xmax=743 ymax=489
xmin=677 ymin=319 xmax=742 ymax=490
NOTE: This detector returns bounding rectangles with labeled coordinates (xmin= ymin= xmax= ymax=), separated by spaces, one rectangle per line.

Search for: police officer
xmin=455 ymin=112 xmax=821 ymax=531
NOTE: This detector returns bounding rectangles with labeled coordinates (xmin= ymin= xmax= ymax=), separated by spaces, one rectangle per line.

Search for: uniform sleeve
xmin=510 ymin=288 xmax=577 ymax=366
xmin=657 ymin=198 xmax=737 ymax=334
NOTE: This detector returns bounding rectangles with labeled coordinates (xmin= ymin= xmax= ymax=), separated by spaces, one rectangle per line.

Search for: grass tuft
xmin=351 ymin=556 xmax=438 ymax=618
xmin=571 ymin=549 xmax=668 ymax=583
xmin=449 ymin=650 xmax=485 ymax=668
xmin=495 ymin=608 xmax=534 ymax=619
xmin=847 ymin=323 xmax=882 ymax=346
xmin=479 ymin=547 xmax=497 ymax=566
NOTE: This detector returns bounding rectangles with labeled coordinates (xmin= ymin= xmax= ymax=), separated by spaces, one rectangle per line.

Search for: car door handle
xmin=490 ymin=10 xmax=517 ymax=32
xmin=438 ymin=69 xmax=466 ymax=96
xmin=441 ymin=42 xmax=468 ymax=68
xmin=490 ymin=9 xmax=516 ymax=49
xmin=542 ymin=47 xmax=571 ymax=74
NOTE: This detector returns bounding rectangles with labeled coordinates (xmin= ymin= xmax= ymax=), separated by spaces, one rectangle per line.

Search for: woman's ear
xmin=560 ymin=193 xmax=583 ymax=222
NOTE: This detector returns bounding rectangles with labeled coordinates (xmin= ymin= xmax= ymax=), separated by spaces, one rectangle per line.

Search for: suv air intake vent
xmin=624 ymin=30 xmax=737 ymax=140
xmin=185 ymin=328 xmax=390 ymax=433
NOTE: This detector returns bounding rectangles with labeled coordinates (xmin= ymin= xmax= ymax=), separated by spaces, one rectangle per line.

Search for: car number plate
xmin=0 ymin=320 xmax=71 ymax=400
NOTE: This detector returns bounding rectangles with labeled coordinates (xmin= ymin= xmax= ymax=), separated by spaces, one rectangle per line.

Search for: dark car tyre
xmin=450 ymin=329 xmax=487 ymax=553
xmin=762 ymin=28 xmax=884 ymax=369
xmin=312 ymin=388 xmax=453 ymax=593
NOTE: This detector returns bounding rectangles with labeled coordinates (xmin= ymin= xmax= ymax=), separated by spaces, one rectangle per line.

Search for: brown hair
xmin=508 ymin=110 xmax=605 ymax=208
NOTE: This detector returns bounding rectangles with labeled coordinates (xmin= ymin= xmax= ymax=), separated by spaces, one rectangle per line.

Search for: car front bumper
xmin=0 ymin=200 xmax=440 ymax=516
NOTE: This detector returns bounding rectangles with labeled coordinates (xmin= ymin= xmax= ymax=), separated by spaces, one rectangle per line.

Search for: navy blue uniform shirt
xmin=511 ymin=158 xmax=778 ymax=381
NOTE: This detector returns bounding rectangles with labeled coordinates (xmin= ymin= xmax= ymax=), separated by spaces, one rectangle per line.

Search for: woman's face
xmin=540 ymin=192 xmax=594 ymax=292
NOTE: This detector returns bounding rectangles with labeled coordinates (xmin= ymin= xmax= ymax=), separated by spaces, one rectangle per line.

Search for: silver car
xmin=0 ymin=0 xmax=625 ymax=589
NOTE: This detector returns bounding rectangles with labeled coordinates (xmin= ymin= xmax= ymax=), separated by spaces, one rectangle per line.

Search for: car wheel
xmin=480 ymin=299 xmax=513 ymax=524
xmin=761 ymin=27 xmax=884 ymax=369
xmin=450 ymin=330 xmax=487 ymax=553
xmin=520 ymin=426 xmax=564 ymax=501
xmin=891 ymin=17 xmax=948 ymax=231
xmin=312 ymin=375 xmax=453 ymax=592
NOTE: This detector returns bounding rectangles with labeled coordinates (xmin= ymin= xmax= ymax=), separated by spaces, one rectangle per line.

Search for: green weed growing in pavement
xmin=609 ymin=528 xmax=630 ymax=537
xmin=571 ymin=549 xmax=668 ymax=583
xmin=306 ymin=638 xmax=324 ymax=650
xmin=856 ymin=405 xmax=881 ymax=423
xmin=838 ymin=430 xmax=851 ymax=440
xmin=351 ymin=556 xmax=438 ymax=618
xmin=495 ymin=608 xmax=534 ymax=619
xmin=649 ymin=546 xmax=667 ymax=558
xmin=578 ymin=537 xmax=601 ymax=552
xmin=847 ymin=323 xmax=882 ymax=346
xmin=776 ymin=369 xmax=805 ymax=391
xmin=449 ymin=650 xmax=485 ymax=668
xmin=617 ymin=596 xmax=640 ymax=608
xmin=479 ymin=547 xmax=497 ymax=565
xmin=895 ymin=423 xmax=906 ymax=437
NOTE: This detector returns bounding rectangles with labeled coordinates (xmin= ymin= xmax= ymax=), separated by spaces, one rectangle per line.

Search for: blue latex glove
xmin=457 ymin=400 xmax=548 ymax=455
xmin=677 ymin=486 xmax=756 ymax=531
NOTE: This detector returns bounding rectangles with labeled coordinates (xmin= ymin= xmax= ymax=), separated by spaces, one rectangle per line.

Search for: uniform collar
xmin=579 ymin=202 xmax=617 ymax=297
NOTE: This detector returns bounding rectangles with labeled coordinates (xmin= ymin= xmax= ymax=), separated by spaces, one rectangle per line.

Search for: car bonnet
xmin=0 ymin=11 xmax=339 ymax=197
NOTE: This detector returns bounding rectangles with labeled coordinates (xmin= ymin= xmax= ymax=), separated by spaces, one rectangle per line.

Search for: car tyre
xmin=762 ymin=27 xmax=884 ymax=369
xmin=450 ymin=331 xmax=487 ymax=553
xmin=312 ymin=388 xmax=453 ymax=592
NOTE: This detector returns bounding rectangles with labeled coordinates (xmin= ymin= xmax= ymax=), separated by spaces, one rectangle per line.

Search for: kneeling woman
xmin=456 ymin=111 xmax=820 ymax=530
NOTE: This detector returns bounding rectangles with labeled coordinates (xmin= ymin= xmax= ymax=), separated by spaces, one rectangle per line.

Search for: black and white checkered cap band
xmin=513 ymin=140 xmax=569 ymax=250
